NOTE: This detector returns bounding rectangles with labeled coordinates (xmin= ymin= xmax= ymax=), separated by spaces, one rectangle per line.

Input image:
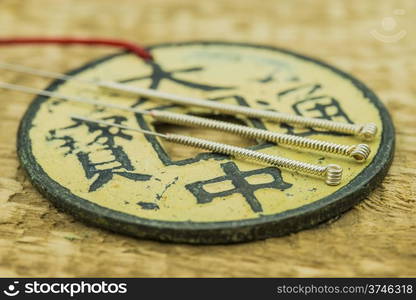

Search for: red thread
xmin=0 ymin=37 xmax=153 ymax=60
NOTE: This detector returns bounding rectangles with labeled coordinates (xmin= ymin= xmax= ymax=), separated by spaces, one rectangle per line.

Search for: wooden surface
xmin=0 ymin=0 xmax=415 ymax=277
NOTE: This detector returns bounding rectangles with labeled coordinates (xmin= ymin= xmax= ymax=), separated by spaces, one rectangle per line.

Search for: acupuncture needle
xmin=0 ymin=62 xmax=377 ymax=141
xmin=0 ymin=81 xmax=370 ymax=162
xmin=71 ymin=114 xmax=343 ymax=186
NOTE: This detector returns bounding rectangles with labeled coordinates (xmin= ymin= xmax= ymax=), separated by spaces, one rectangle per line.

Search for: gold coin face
xmin=18 ymin=42 xmax=394 ymax=244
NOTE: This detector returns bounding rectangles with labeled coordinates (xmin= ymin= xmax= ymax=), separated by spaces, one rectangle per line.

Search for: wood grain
xmin=0 ymin=0 xmax=415 ymax=277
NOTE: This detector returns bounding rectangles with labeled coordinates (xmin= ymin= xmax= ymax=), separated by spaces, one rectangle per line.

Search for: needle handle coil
xmin=164 ymin=133 xmax=343 ymax=186
xmin=102 ymin=81 xmax=377 ymax=141
xmin=72 ymin=115 xmax=343 ymax=186
xmin=150 ymin=110 xmax=370 ymax=162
